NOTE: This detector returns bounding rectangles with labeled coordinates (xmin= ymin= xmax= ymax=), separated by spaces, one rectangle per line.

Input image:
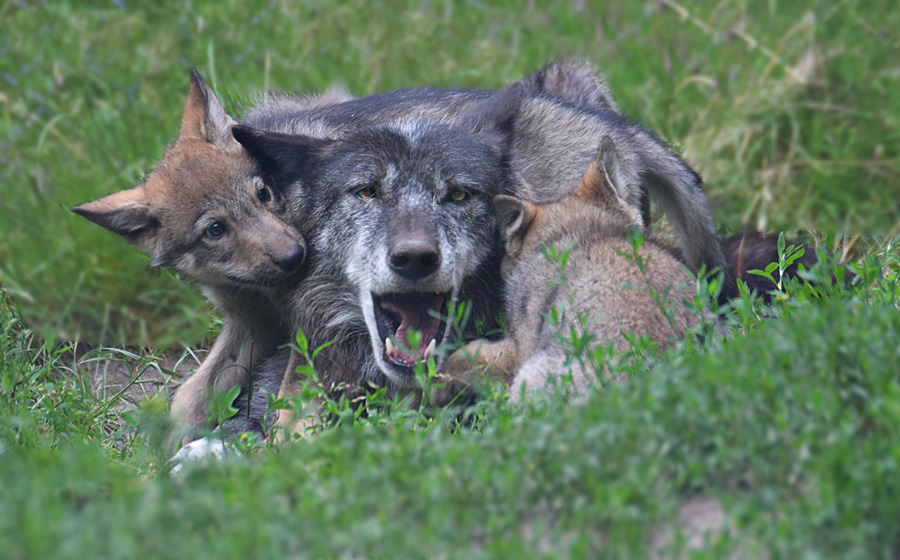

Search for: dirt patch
xmin=55 ymin=343 xmax=207 ymax=413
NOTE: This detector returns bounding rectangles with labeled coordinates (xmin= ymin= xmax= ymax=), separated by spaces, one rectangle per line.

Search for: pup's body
xmin=71 ymin=71 xmax=326 ymax=440
xmin=442 ymin=138 xmax=699 ymax=400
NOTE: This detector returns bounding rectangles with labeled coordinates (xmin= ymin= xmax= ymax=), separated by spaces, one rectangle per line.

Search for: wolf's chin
xmin=217 ymin=268 xmax=304 ymax=289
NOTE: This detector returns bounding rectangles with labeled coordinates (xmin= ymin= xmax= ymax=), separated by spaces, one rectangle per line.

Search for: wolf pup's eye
xmin=448 ymin=189 xmax=469 ymax=202
xmin=206 ymin=221 xmax=226 ymax=239
xmin=257 ymin=186 xmax=272 ymax=203
xmin=355 ymin=187 xmax=377 ymax=201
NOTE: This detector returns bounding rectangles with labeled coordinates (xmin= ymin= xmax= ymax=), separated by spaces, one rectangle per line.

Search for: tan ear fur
xmin=573 ymin=137 xmax=642 ymax=225
xmin=70 ymin=186 xmax=158 ymax=250
xmin=573 ymin=160 xmax=618 ymax=204
xmin=179 ymin=69 xmax=238 ymax=148
xmin=494 ymin=195 xmax=540 ymax=259
xmin=509 ymin=200 xmax=541 ymax=257
xmin=179 ymin=70 xmax=208 ymax=140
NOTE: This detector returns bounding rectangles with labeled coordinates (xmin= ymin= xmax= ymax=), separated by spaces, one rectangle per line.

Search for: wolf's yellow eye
xmin=355 ymin=187 xmax=377 ymax=201
xmin=448 ymin=189 xmax=469 ymax=202
xmin=206 ymin=221 xmax=226 ymax=239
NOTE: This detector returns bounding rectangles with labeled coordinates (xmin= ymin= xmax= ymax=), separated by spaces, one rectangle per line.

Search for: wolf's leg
xmin=274 ymin=350 xmax=302 ymax=440
xmin=170 ymin=319 xmax=245 ymax=444
xmin=170 ymin=318 xmax=279 ymax=445
xmin=273 ymin=350 xmax=326 ymax=441
xmin=427 ymin=338 xmax=519 ymax=407
xmin=508 ymin=351 xmax=595 ymax=403
xmin=440 ymin=337 xmax=519 ymax=387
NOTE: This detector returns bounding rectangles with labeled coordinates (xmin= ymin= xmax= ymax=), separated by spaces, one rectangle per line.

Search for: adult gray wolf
xmin=234 ymin=77 xmax=728 ymax=433
xmin=440 ymin=136 xmax=699 ymax=400
xmin=232 ymin=83 xmax=526 ymax=434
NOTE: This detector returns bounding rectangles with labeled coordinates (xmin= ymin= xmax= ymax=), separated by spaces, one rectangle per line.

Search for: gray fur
xmin=507 ymin=95 xmax=726 ymax=280
xmin=225 ymin=62 xmax=627 ymax=417
xmin=229 ymin=60 xmax=726 ymax=430
xmin=222 ymin=348 xmax=289 ymax=437
xmin=234 ymin=103 xmax=517 ymax=391
xmin=244 ymin=63 xmax=727 ymax=281
xmin=518 ymin=59 xmax=619 ymax=113
xmin=442 ymin=138 xmax=699 ymax=400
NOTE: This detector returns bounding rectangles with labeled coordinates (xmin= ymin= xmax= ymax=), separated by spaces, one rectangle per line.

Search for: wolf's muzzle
xmin=272 ymin=244 xmax=306 ymax=273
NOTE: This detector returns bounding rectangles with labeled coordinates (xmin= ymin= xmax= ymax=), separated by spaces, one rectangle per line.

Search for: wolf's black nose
xmin=274 ymin=244 xmax=305 ymax=272
xmin=389 ymin=238 xmax=440 ymax=279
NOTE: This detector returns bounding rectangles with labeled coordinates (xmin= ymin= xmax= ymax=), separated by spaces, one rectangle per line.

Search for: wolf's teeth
xmin=385 ymin=337 xmax=395 ymax=357
xmin=423 ymin=339 xmax=436 ymax=361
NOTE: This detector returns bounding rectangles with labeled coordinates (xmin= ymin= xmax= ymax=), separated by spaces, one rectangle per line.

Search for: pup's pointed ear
xmin=180 ymin=68 xmax=239 ymax=149
xmin=494 ymin=194 xmax=538 ymax=258
xmin=70 ymin=187 xmax=159 ymax=253
xmin=574 ymin=136 xmax=642 ymax=224
xmin=459 ymin=81 xmax=524 ymax=138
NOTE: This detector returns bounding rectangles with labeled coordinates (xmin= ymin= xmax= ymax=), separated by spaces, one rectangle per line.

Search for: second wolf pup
xmin=441 ymin=136 xmax=699 ymax=400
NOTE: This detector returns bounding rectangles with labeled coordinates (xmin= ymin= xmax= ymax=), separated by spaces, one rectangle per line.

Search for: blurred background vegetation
xmin=1 ymin=0 xmax=898 ymax=347
xmin=2 ymin=3 xmax=900 ymax=556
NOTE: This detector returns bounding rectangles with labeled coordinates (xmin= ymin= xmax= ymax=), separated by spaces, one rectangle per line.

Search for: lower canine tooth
xmin=385 ymin=337 xmax=395 ymax=357
xmin=423 ymin=339 xmax=436 ymax=361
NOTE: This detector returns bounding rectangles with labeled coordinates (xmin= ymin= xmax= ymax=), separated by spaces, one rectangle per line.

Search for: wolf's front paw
xmin=168 ymin=437 xmax=231 ymax=476
xmin=430 ymin=373 xmax=475 ymax=407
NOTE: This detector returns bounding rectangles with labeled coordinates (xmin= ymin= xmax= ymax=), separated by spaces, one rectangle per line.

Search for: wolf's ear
xmin=459 ymin=81 xmax=524 ymax=139
xmin=520 ymin=59 xmax=620 ymax=114
xmin=179 ymin=68 xmax=239 ymax=150
xmin=493 ymin=194 xmax=539 ymax=258
xmin=232 ymin=125 xmax=330 ymax=188
xmin=574 ymin=136 xmax=642 ymax=224
xmin=70 ymin=187 xmax=159 ymax=253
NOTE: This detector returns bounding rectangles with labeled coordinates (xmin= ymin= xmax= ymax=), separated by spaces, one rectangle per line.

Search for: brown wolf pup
xmin=71 ymin=70 xmax=352 ymax=442
xmin=441 ymin=136 xmax=699 ymax=400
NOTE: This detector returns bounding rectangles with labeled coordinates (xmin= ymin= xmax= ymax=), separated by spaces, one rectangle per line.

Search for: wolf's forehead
xmin=337 ymin=124 xmax=497 ymax=181
xmin=150 ymin=146 xmax=256 ymax=196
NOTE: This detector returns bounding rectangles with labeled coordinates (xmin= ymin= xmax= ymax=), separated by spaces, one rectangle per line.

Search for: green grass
xmin=2 ymin=1 xmax=900 ymax=557
xmin=1 ymin=242 xmax=899 ymax=558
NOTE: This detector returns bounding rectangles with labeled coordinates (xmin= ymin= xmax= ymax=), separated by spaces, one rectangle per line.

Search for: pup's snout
xmin=388 ymin=237 xmax=440 ymax=280
xmin=273 ymin=244 xmax=306 ymax=272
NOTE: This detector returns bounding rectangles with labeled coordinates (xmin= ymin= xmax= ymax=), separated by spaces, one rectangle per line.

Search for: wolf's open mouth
xmin=372 ymin=292 xmax=450 ymax=368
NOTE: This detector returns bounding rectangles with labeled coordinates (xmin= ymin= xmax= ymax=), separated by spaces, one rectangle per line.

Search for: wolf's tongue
xmin=381 ymin=297 xmax=443 ymax=361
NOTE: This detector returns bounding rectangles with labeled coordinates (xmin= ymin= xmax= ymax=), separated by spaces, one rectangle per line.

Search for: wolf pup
xmin=441 ymin=136 xmax=699 ymax=400
xmin=71 ymin=70 xmax=352 ymax=442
